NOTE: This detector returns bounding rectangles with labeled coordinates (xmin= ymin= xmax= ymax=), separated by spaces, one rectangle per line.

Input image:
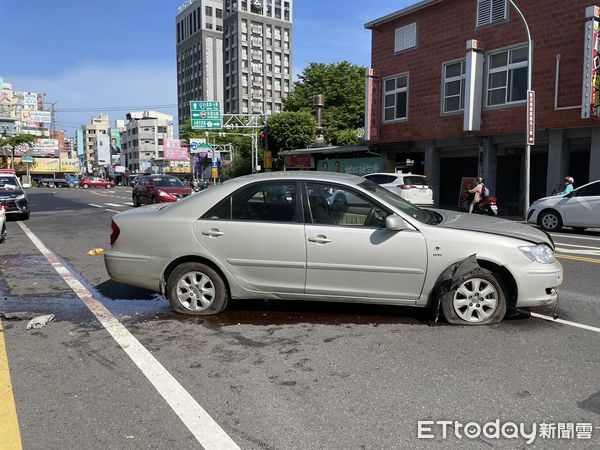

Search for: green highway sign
xmin=22 ymin=156 xmax=34 ymax=163
xmin=190 ymin=101 xmax=222 ymax=130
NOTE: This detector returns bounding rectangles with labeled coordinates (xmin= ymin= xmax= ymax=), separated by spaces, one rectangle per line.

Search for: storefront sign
xmin=164 ymin=139 xmax=188 ymax=161
xmin=527 ymin=90 xmax=535 ymax=145
xmin=364 ymin=68 xmax=381 ymax=141
xmin=582 ymin=6 xmax=600 ymax=119
xmin=21 ymin=110 xmax=51 ymax=123
xmin=317 ymin=156 xmax=384 ymax=176
xmin=283 ymin=154 xmax=313 ymax=169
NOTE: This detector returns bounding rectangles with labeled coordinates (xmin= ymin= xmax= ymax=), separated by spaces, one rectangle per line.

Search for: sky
xmin=1 ymin=0 xmax=412 ymax=136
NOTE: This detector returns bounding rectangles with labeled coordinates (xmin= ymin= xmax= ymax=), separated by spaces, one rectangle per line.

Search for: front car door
xmin=304 ymin=182 xmax=427 ymax=303
xmin=194 ymin=181 xmax=307 ymax=295
xmin=561 ymin=181 xmax=600 ymax=227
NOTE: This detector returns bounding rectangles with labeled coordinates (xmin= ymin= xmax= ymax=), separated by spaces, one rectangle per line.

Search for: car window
xmin=204 ymin=182 xmax=298 ymax=223
xmin=153 ymin=177 xmax=184 ymax=187
xmin=365 ymin=174 xmax=394 ymax=185
xmin=358 ymin=179 xmax=433 ymax=224
xmin=307 ymin=182 xmax=389 ymax=228
xmin=575 ymin=182 xmax=600 ymax=197
xmin=402 ymin=176 xmax=429 ymax=186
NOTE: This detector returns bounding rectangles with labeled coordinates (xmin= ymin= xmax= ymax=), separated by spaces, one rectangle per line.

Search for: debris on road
xmin=87 ymin=248 xmax=105 ymax=256
xmin=0 ymin=311 xmax=37 ymax=320
xmin=26 ymin=314 xmax=55 ymax=330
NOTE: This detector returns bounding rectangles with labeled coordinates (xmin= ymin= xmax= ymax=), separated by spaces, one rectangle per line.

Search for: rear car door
xmin=304 ymin=182 xmax=427 ymax=303
xmin=194 ymin=181 xmax=307 ymax=295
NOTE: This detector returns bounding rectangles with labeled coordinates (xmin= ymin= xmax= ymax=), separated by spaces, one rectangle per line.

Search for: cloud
xmin=4 ymin=60 xmax=177 ymax=135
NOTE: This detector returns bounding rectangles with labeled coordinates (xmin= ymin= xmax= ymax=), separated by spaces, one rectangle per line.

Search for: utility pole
xmin=509 ymin=0 xmax=533 ymax=220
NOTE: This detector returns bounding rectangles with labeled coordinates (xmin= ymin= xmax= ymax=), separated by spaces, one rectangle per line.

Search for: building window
xmin=476 ymin=0 xmax=507 ymax=28
xmin=394 ymin=22 xmax=417 ymax=53
xmin=205 ymin=6 xmax=213 ymax=16
xmin=216 ymin=8 xmax=223 ymax=18
xmin=486 ymin=46 xmax=528 ymax=107
xmin=383 ymin=73 xmax=409 ymax=122
xmin=443 ymin=60 xmax=466 ymax=113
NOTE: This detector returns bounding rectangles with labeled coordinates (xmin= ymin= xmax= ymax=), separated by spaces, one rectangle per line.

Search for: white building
xmin=121 ymin=111 xmax=174 ymax=173
xmin=82 ymin=114 xmax=109 ymax=174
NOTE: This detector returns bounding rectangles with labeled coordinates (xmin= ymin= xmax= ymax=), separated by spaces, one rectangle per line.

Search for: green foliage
xmin=326 ymin=128 xmax=360 ymax=147
xmin=0 ymin=134 xmax=37 ymax=148
xmin=284 ymin=61 xmax=366 ymax=132
xmin=267 ymin=111 xmax=316 ymax=151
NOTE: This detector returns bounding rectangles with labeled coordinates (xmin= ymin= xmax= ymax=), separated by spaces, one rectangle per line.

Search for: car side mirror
xmin=386 ymin=215 xmax=407 ymax=231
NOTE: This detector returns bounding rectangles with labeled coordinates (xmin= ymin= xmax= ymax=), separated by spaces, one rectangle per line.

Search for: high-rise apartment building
xmin=82 ymin=114 xmax=109 ymax=174
xmin=176 ymin=0 xmax=225 ymax=127
xmin=222 ymin=0 xmax=292 ymax=115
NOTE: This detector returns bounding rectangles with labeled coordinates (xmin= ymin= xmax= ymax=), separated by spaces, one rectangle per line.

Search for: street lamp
xmin=509 ymin=0 xmax=533 ymax=219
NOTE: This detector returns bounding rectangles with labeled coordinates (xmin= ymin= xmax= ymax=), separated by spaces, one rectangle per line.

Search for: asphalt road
xmin=1 ymin=187 xmax=599 ymax=449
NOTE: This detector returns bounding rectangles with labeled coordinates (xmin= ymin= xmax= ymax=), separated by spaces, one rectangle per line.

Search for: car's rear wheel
xmin=166 ymin=262 xmax=228 ymax=315
xmin=151 ymin=196 xmax=156 ymax=204
xmin=48 ymin=182 xmax=55 ymax=188
xmin=83 ymin=184 xmax=89 ymax=189
xmin=538 ymin=209 xmax=562 ymax=232
xmin=106 ymin=184 xmax=112 ymax=189
xmin=68 ymin=182 xmax=75 ymax=188
xmin=441 ymin=269 xmax=506 ymax=325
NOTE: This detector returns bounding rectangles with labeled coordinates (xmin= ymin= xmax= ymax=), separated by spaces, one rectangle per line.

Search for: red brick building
xmin=365 ymin=0 xmax=600 ymax=210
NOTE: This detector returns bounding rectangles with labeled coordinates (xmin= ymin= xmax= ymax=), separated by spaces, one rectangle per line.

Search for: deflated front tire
xmin=441 ymin=269 xmax=507 ymax=325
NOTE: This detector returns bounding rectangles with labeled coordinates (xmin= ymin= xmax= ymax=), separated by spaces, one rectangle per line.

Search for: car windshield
xmin=153 ymin=177 xmax=184 ymax=187
xmin=357 ymin=179 xmax=435 ymax=224
xmin=0 ymin=176 xmax=20 ymax=189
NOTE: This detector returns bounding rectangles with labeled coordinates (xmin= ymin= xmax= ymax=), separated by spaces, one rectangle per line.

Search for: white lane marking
xmin=16 ymin=222 xmax=240 ymax=450
xmin=104 ymin=203 xmax=124 ymax=207
xmin=555 ymin=242 xmax=600 ymax=250
xmin=551 ymin=233 xmax=600 ymax=242
xmin=530 ymin=312 xmax=600 ymax=334
xmin=555 ymin=247 xmax=600 ymax=256
xmin=123 ymin=202 xmax=134 ymax=206
xmin=105 ymin=209 xmax=120 ymax=213
xmin=88 ymin=204 xmax=103 ymax=208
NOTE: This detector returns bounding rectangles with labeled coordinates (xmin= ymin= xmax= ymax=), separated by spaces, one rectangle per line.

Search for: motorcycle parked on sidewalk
xmin=461 ymin=192 xmax=499 ymax=216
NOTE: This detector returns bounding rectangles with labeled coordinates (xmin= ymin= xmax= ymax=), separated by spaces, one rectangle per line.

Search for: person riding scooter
xmin=552 ymin=176 xmax=574 ymax=196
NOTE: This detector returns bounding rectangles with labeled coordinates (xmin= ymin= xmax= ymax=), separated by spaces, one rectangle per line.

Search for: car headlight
xmin=157 ymin=190 xmax=171 ymax=197
xmin=519 ymin=244 xmax=556 ymax=264
xmin=16 ymin=194 xmax=26 ymax=201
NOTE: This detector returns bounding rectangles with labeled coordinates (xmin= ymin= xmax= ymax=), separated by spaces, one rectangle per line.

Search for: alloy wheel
xmin=176 ymin=271 xmax=216 ymax=312
xmin=452 ymin=278 xmax=498 ymax=323
xmin=541 ymin=213 xmax=559 ymax=231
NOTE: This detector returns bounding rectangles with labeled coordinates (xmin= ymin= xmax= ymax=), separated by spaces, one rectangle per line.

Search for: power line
xmin=55 ymin=103 xmax=178 ymax=113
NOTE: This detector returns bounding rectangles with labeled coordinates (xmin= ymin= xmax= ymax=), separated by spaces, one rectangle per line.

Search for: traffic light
xmin=259 ymin=128 xmax=266 ymax=148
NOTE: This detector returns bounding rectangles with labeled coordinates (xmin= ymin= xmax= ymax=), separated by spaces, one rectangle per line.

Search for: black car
xmin=0 ymin=170 xmax=30 ymax=220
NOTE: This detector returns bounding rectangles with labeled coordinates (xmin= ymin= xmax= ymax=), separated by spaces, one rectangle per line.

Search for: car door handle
xmin=202 ymin=229 xmax=224 ymax=238
xmin=308 ymin=235 xmax=332 ymax=244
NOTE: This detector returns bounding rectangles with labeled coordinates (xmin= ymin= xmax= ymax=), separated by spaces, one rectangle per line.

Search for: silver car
xmin=105 ymin=172 xmax=562 ymax=325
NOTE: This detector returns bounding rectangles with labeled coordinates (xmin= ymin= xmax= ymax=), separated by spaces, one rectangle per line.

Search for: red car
xmin=79 ymin=177 xmax=114 ymax=189
xmin=132 ymin=175 xmax=192 ymax=206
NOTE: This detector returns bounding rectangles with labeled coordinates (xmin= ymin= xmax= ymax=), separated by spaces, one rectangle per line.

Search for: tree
xmin=283 ymin=61 xmax=366 ymax=144
xmin=267 ymin=111 xmax=316 ymax=152
xmin=0 ymin=134 xmax=37 ymax=169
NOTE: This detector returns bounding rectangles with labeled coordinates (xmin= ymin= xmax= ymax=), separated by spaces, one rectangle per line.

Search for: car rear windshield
xmin=153 ymin=177 xmax=184 ymax=187
xmin=358 ymin=179 xmax=433 ymax=224
xmin=403 ymin=176 xmax=428 ymax=186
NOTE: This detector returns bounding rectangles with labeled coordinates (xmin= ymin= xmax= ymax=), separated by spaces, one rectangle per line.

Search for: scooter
xmin=461 ymin=193 xmax=499 ymax=216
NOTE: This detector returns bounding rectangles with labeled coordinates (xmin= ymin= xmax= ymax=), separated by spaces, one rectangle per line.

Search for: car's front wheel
xmin=441 ymin=269 xmax=506 ymax=325
xmin=166 ymin=262 xmax=228 ymax=315
xmin=106 ymin=184 xmax=112 ymax=189
xmin=538 ymin=209 xmax=562 ymax=232
xmin=133 ymin=194 xmax=141 ymax=207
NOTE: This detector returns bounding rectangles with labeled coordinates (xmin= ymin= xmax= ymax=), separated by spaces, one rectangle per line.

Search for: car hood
xmin=431 ymin=209 xmax=554 ymax=248
xmin=530 ymin=195 xmax=564 ymax=208
xmin=0 ymin=188 xmax=24 ymax=198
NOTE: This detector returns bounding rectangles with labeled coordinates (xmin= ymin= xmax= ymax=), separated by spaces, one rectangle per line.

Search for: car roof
xmin=227 ymin=171 xmax=366 ymax=187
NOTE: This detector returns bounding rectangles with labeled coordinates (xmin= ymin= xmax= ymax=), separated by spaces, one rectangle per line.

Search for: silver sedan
xmin=105 ymin=172 xmax=563 ymax=325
